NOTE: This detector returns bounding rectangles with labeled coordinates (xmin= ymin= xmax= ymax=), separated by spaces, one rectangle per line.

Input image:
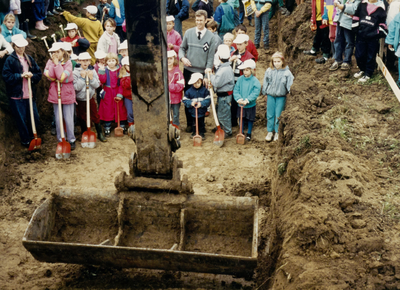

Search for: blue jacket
xmin=108 ymin=0 xmax=125 ymax=26
xmin=386 ymin=12 xmax=400 ymax=53
xmin=166 ymin=0 xmax=189 ymax=21
xmin=233 ymin=74 xmax=261 ymax=108
xmin=182 ymin=85 xmax=211 ymax=117
xmin=213 ymin=3 xmax=235 ymax=33
xmin=1 ymin=24 xmax=26 ymax=42
xmin=2 ymin=51 xmax=42 ymax=100
xmin=262 ymin=66 xmax=294 ymax=97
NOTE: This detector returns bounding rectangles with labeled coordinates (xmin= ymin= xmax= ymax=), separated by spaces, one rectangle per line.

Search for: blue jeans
xmin=334 ymin=25 xmax=355 ymax=64
xmin=217 ymin=95 xmax=232 ymax=134
xmin=355 ymin=37 xmax=379 ymax=77
xmin=267 ymin=95 xmax=286 ymax=133
xmin=124 ymin=98 xmax=134 ymax=123
xmin=54 ymin=0 xmax=60 ymax=7
xmin=174 ymin=17 xmax=183 ymax=38
xmin=10 ymin=98 xmax=40 ymax=145
xmin=254 ymin=6 xmax=269 ymax=45
xmin=171 ymin=103 xmax=180 ymax=126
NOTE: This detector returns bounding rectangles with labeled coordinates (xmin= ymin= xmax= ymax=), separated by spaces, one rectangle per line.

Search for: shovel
xmin=193 ymin=105 xmax=202 ymax=147
xmin=55 ymin=81 xmax=71 ymax=159
xmin=81 ymin=75 xmax=97 ymax=148
xmin=27 ymin=78 xmax=42 ymax=151
xmin=207 ymin=72 xmax=224 ymax=147
xmin=236 ymin=105 xmax=245 ymax=145
xmin=114 ymin=100 xmax=124 ymax=137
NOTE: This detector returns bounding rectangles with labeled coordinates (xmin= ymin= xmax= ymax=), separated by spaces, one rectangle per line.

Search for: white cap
xmin=188 ymin=73 xmax=203 ymax=85
xmin=217 ymin=44 xmax=230 ymax=59
xmin=94 ymin=50 xmax=107 ymax=59
xmin=167 ymin=50 xmax=176 ymax=58
xmin=63 ymin=42 xmax=72 ymax=51
xmin=233 ymin=34 xmax=249 ymax=44
xmin=48 ymin=42 xmax=65 ymax=52
xmin=118 ymin=40 xmax=128 ymax=51
xmin=65 ymin=23 xmax=78 ymax=30
xmin=166 ymin=15 xmax=175 ymax=22
xmin=84 ymin=5 xmax=98 ymax=14
xmin=11 ymin=34 xmax=28 ymax=47
xmin=238 ymin=59 xmax=256 ymax=70
xmin=121 ymin=56 xmax=129 ymax=66
xmin=78 ymin=52 xmax=91 ymax=60
xmin=71 ymin=53 xmax=78 ymax=60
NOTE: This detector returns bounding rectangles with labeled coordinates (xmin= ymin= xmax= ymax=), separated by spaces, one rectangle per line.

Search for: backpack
xmin=219 ymin=4 xmax=235 ymax=34
xmin=168 ymin=0 xmax=182 ymax=16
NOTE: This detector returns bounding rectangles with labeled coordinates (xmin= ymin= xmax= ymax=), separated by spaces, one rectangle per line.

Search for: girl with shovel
xmin=2 ymin=34 xmax=42 ymax=148
xmin=44 ymin=42 xmax=76 ymax=150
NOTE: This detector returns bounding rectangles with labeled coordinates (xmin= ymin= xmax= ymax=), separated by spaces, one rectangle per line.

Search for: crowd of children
xmin=6 ymin=0 xmax=400 ymax=151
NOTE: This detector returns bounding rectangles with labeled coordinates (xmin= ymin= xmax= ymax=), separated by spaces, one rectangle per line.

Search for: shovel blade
xmin=213 ymin=128 xmax=225 ymax=147
xmin=28 ymin=137 xmax=42 ymax=151
xmin=115 ymin=127 xmax=124 ymax=137
xmin=81 ymin=130 xmax=97 ymax=148
xmin=236 ymin=133 xmax=245 ymax=145
xmin=193 ymin=135 xmax=202 ymax=147
xmin=55 ymin=140 xmax=71 ymax=159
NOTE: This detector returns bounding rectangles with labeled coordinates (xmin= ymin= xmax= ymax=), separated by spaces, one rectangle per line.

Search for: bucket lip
xmin=22 ymin=239 xmax=258 ymax=260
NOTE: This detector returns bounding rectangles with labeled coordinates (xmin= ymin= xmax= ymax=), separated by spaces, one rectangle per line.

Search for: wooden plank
xmin=178 ymin=209 xmax=186 ymax=251
xmin=376 ymin=56 xmax=400 ymax=103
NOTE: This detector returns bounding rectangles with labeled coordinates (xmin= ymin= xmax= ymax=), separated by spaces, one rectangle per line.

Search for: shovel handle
xmin=27 ymin=78 xmax=37 ymax=136
xmin=57 ymin=81 xmax=65 ymax=140
xmin=207 ymin=72 xmax=220 ymax=127
xmin=86 ymin=75 xmax=90 ymax=129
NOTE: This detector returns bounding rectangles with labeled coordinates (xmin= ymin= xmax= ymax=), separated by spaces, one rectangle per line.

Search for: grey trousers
xmin=53 ymin=103 xmax=76 ymax=143
xmin=217 ymin=95 xmax=232 ymax=135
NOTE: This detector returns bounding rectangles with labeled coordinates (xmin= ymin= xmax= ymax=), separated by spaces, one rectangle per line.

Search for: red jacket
xmin=168 ymin=66 xmax=184 ymax=104
xmin=120 ymin=74 xmax=132 ymax=100
xmin=232 ymin=39 xmax=258 ymax=62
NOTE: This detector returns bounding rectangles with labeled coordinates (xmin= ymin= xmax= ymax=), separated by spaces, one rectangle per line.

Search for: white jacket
xmin=0 ymin=34 xmax=13 ymax=54
xmin=97 ymin=32 xmax=120 ymax=54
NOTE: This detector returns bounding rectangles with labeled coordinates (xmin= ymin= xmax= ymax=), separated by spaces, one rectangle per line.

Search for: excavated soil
xmin=1 ymin=1 xmax=400 ymax=289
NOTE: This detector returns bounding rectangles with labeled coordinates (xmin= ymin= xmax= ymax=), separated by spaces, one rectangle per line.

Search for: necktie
xmin=198 ymin=32 xmax=201 ymax=40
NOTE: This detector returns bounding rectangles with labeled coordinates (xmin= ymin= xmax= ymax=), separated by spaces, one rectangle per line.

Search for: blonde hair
xmin=3 ymin=13 xmax=16 ymax=24
xmin=119 ymin=65 xmax=127 ymax=78
xmin=105 ymin=52 xmax=119 ymax=64
xmin=270 ymin=51 xmax=287 ymax=69
xmin=224 ymin=33 xmax=234 ymax=41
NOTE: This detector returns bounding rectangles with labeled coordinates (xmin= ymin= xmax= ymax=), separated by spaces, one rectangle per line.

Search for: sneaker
xmin=329 ymin=61 xmax=342 ymax=71
xmin=56 ymin=6 xmax=64 ymax=11
xmin=315 ymin=57 xmax=327 ymax=64
xmin=122 ymin=126 xmax=128 ymax=135
xmin=70 ymin=141 xmax=76 ymax=150
xmin=47 ymin=11 xmax=54 ymax=16
xmin=104 ymin=128 xmax=111 ymax=137
xmin=185 ymin=126 xmax=192 ymax=133
xmin=255 ymin=43 xmax=260 ymax=49
xmin=265 ymin=132 xmax=273 ymax=142
xmin=341 ymin=63 xmax=351 ymax=70
xmin=51 ymin=127 xmax=57 ymax=135
xmin=246 ymin=133 xmax=251 ymax=141
xmin=354 ymin=71 xmax=364 ymax=78
xmin=358 ymin=75 xmax=370 ymax=83
xmin=52 ymin=9 xmax=59 ymax=15
xmin=273 ymin=133 xmax=279 ymax=141
xmin=248 ymin=20 xmax=254 ymax=27
xmin=303 ymin=50 xmax=317 ymax=56
xmin=201 ymin=134 xmax=206 ymax=140
xmin=279 ymin=7 xmax=290 ymax=16
xmin=225 ymin=132 xmax=233 ymax=139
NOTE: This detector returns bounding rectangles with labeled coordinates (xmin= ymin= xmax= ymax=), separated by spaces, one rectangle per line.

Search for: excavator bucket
xmin=22 ymin=0 xmax=259 ymax=280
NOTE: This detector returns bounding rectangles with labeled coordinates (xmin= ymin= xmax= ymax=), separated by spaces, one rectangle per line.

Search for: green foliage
xmin=295 ymin=135 xmax=311 ymax=156
xmin=381 ymin=193 xmax=400 ymax=221
xmin=278 ymin=162 xmax=287 ymax=176
xmin=330 ymin=118 xmax=352 ymax=141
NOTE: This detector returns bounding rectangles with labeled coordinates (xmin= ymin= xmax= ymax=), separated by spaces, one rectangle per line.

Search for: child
xmin=2 ymin=34 xmax=42 ymax=148
xmin=44 ymin=42 xmax=77 ymax=149
xmin=98 ymin=52 xmax=128 ymax=136
xmin=97 ymin=18 xmax=120 ymax=54
xmin=96 ymin=0 xmax=110 ymax=27
xmin=214 ymin=0 xmax=236 ymax=39
xmin=303 ymin=0 xmax=331 ymax=63
xmin=94 ymin=50 xmax=107 ymax=105
xmin=233 ymin=24 xmax=258 ymax=61
xmin=62 ymin=5 xmax=104 ymax=64
xmin=73 ymin=52 xmax=107 ymax=142
xmin=230 ymin=33 xmax=254 ymax=127
xmin=224 ymin=32 xmax=235 ymax=54
xmin=208 ymin=20 xmax=223 ymax=47
xmin=1 ymin=13 xmax=26 ymax=42
xmin=353 ymin=0 xmax=387 ymax=83
xmin=118 ymin=39 xmax=128 ymax=63
xmin=119 ymin=56 xmax=135 ymax=136
xmin=233 ymin=59 xmax=261 ymax=141
xmin=250 ymin=0 xmax=272 ymax=49
xmin=262 ymin=52 xmax=293 ymax=142
xmin=166 ymin=15 xmax=182 ymax=55
xmin=167 ymin=50 xmax=184 ymax=128
xmin=210 ymin=44 xmax=235 ymax=138
xmin=198 ymin=0 xmax=214 ymax=21
xmin=182 ymin=73 xmax=211 ymax=139
xmin=61 ymin=23 xmax=91 ymax=56
xmin=386 ymin=6 xmax=400 ymax=87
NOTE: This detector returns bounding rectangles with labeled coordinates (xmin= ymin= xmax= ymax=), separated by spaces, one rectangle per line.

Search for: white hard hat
xmin=84 ymin=5 xmax=98 ymax=14
xmin=78 ymin=52 xmax=91 ymax=60
xmin=121 ymin=56 xmax=129 ymax=66
xmin=48 ymin=42 xmax=65 ymax=52
xmin=238 ymin=59 xmax=256 ymax=70
xmin=65 ymin=23 xmax=78 ymax=30
xmin=118 ymin=40 xmax=128 ymax=51
xmin=63 ymin=42 xmax=72 ymax=51
xmin=166 ymin=15 xmax=175 ymax=22
xmin=94 ymin=50 xmax=107 ymax=59
xmin=11 ymin=34 xmax=28 ymax=47
xmin=233 ymin=34 xmax=249 ymax=44
xmin=217 ymin=44 xmax=230 ymax=59
xmin=167 ymin=50 xmax=177 ymax=58
xmin=188 ymin=73 xmax=203 ymax=85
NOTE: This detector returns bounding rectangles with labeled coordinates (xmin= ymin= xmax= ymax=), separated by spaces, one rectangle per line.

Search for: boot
xmin=248 ymin=18 xmax=254 ymax=27
xmin=95 ymin=123 xmax=107 ymax=142
xmin=35 ymin=20 xmax=48 ymax=31
xmin=79 ymin=119 xmax=87 ymax=135
xmin=127 ymin=122 xmax=135 ymax=137
xmin=23 ymin=20 xmax=37 ymax=39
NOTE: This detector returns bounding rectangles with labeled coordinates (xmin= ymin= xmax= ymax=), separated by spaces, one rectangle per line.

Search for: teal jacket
xmin=386 ymin=12 xmax=400 ymax=54
xmin=233 ymin=74 xmax=261 ymax=108
xmin=1 ymin=24 xmax=26 ymax=43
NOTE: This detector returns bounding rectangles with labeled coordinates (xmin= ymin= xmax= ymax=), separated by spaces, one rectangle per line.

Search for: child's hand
xmin=194 ymin=102 xmax=201 ymax=108
xmin=87 ymin=71 xmax=94 ymax=80
xmin=80 ymin=70 xmax=87 ymax=78
xmin=168 ymin=43 xmax=174 ymax=49
xmin=322 ymin=19 xmax=328 ymax=26
xmin=71 ymin=39 xmax=78 ymax=46
xmin=115 ymin=97 xmax=122 ymax=102
xmin=98 ymin=63 xmax=105 ymax=70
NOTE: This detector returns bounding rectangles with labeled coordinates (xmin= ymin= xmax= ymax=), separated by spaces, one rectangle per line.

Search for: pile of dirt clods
xmin=255 ymin=3 xmax=400 ymax=289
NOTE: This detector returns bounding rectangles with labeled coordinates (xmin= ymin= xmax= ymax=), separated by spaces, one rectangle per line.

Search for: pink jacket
xmin=44 ymin=59 xmax=75 ymax=104
xmin=168 ymin=66 xmax=184 ymax=104
xmin=167 ymin=29 xmax=182 ymax=55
